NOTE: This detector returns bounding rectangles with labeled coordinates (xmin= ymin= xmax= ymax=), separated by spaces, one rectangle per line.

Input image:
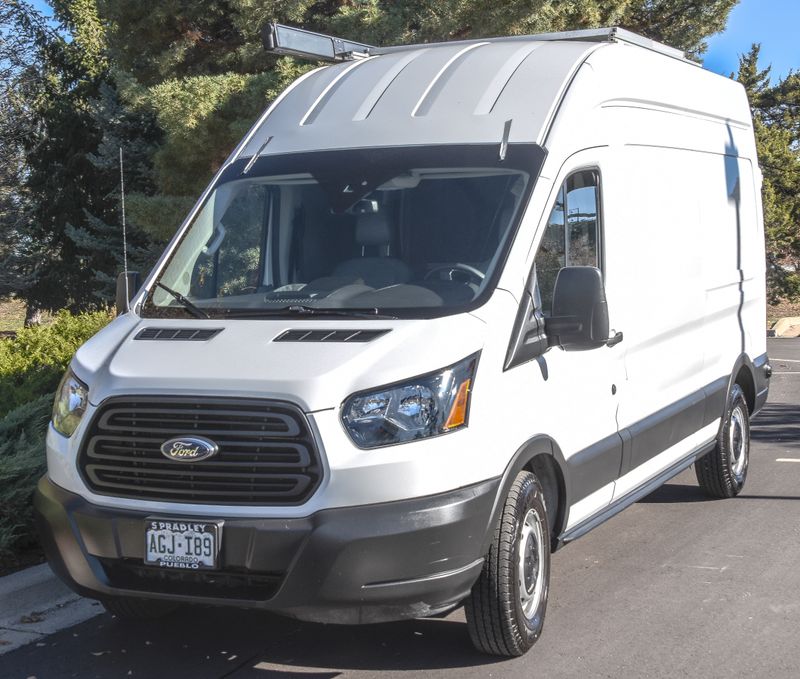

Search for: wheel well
xmin=525 ymin=454 xmax=566 ymax=549
xmin=735 ymin=365 xmax=755 ymax=414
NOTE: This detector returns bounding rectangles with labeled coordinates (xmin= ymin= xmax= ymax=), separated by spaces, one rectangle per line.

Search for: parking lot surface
xmin=4 ymin=339 xmax=799 ymax=679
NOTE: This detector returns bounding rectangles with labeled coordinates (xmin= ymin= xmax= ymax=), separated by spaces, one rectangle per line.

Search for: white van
xmin=36 ymin=26 xmax=771 ymax=657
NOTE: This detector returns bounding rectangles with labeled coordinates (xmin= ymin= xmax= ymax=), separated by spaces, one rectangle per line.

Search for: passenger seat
xmin=333 ymin=213 xmax=412 ymax=289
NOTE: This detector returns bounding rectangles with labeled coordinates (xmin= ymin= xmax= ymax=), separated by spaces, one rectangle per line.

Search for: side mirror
xmin=545 ymin=267 xmax=609 ymax=351
xmin=115 ymin=271 xmax=141 ymax=315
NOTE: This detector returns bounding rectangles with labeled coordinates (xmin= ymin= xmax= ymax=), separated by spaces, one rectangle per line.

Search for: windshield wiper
xmin=226 ymin=305 xmax=398 ymax=320
xmin=153 ymin=282 xmax=210 ymax=319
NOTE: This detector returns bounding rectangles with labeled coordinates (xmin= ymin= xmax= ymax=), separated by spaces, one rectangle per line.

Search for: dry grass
xmin=767 ymin=300 xmax=800 ymax=328
xmin=0 ymin=298 xmax=25 ymax=333
xmin=0 ymin=298 xmax=57 ymax=333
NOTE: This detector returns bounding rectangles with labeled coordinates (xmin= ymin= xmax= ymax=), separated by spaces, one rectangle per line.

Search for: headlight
xmin=52 ymin=369 xmax=89 ymax=437
xmin=342 ymin=354 xmax=478 ymax=448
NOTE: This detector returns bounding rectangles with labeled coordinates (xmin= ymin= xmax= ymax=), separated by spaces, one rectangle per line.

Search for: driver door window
xmin=535 ymin=170 xmax=601 ymax=314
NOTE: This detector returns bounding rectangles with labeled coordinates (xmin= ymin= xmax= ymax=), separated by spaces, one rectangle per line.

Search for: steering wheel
xmin=424 ymin=263 xmax=485 ymax=284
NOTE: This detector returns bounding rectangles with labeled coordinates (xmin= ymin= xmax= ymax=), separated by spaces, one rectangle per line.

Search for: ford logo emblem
xmin=160 ymin=436 xmax=219 ymax=462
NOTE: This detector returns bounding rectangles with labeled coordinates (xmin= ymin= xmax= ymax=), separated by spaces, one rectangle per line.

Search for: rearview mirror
xmin=545 ymin=267 xmax=609 ymax=351
xmin=115 ymin=271 xmax=141 ymax=315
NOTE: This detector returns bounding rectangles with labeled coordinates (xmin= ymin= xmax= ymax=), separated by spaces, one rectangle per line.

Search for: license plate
xmin=144 ymin=519 xmax=221 ymax=570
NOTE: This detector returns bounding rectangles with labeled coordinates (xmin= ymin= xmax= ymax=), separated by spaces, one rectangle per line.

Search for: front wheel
xmin=695 ymin=383 xmax=750 ymax=498
xmin=465 ymin=470 xmax=550 ymax=657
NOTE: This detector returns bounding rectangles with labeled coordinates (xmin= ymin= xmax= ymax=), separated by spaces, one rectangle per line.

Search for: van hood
xmin=73 ymin=314 xmax=487 ymax=412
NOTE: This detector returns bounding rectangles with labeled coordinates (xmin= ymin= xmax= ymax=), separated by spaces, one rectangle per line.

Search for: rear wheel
xmin=695 ymin=383 xmax=750 ymax=498
xmin=465 ymin=470 xmax=550 ymax=657
xmin=102 ymin=597 xmax=178 ymax=620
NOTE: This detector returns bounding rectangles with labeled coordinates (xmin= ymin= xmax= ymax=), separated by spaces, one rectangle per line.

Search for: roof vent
xmin=135 ymin=328 xmax=223 ymax=341
xmin=274 ymin=329 xmax=390 ymax=343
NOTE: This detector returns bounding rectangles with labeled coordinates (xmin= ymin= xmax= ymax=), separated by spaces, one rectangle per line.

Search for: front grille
xmin=78 ymin=397 xmax=322 ymax=505
xmin=100 ymin=559 xmax=282 ymax=600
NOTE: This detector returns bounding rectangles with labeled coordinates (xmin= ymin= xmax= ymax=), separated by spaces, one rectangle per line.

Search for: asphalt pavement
xmin=4 ymin=339 xmax=799 ymax=679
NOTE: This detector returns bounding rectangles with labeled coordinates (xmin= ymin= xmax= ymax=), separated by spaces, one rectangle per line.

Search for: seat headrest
xmin=355 ymin=212 xmax=391 ymax=247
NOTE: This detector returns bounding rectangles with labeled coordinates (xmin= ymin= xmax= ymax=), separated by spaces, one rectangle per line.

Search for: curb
xmin=770 ymin=316 xmax=800 ymax=338
xmin=0 ymin=563 xmax=102 ymax=655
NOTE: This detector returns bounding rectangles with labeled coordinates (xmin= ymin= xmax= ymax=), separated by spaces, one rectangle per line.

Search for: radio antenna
xmin=119 ymin=146 xmax=130 ymax=312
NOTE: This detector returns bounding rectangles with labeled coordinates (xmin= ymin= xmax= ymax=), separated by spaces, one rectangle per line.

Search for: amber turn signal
xmin=444 ymin=378 xmax=471 ymax=430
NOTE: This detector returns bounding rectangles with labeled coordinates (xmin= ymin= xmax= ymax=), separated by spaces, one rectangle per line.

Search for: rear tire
xmin=102 ymin=597 xmax=178 ymax=620
xmin=465 ymin=471 xmax=550 ymax=657
xmin=695 ymin=383 xmax=750 ymax=498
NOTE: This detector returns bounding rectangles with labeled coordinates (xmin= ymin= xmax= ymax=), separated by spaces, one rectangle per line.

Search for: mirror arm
xmin=115 ymin=271 xmax=141 ymax=315
xmin=504 ymin=291 xmax=549 ymax=370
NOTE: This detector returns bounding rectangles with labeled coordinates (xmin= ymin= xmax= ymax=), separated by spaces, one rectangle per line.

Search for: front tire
xmin=695 ymin=383 xmax=750 ymax=498
xmin=465 ymin=470 xmax=550 ymax=657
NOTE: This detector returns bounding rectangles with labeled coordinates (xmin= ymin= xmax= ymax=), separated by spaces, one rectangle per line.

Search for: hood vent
xmin=135 ymin=328 xmax=223 ymax=341
xmin=274 ymin=329 xmax=390 ymax=343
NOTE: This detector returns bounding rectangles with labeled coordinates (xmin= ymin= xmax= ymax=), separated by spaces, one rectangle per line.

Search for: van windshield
xmin=141 ymin=144 xmax=543 ymax=319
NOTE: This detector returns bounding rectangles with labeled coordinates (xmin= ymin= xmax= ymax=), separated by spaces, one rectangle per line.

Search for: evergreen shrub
xmin=0 ymin=310 xmax=112 ymax=418
xmin=0 ymin=394 xmax=52 ymax=555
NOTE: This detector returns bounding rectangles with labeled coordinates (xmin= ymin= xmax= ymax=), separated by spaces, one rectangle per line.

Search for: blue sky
xmin=30 ymin=0 xmax=799 ymax=82
xmin=704 ymin=0 xmax=799 ymax=81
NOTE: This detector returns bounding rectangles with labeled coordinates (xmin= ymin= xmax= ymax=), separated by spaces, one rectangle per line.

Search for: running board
xmin=557 ymin=440 xmax=715 ymax=548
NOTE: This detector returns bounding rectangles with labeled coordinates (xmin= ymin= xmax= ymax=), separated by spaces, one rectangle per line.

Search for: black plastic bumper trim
xmin=567 ymin=431 xmax=624 ymax=505
xmin=567 ymin=376 xmax=728 ymax=505
xmin=35 ymin=475 xmax=500 ymax=624
xmin=621 ymin=376 xmax=727 ymax=477
xmin=752 ymin=352 xmax=770 ymax=416
xmin=362 ymin=558 xmax=485 ymax=589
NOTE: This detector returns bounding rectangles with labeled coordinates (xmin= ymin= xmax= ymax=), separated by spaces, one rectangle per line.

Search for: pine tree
xmin=0 ymin=0 xmax=749 ymax=312
xmin=87 ymin=0 xmax=739 ymax=243
xmin=70 ymin=82 xmax=162 ymax=301
xmin=737 ymin=45 xmax=800 ymax=302
xmin=0 ymin=1 xmax=159 ymax=314
xmin=0 ymin=1 xmax=59 ymax=307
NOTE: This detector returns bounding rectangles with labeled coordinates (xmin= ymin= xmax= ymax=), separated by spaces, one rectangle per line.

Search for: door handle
xmin=606 ymin=331 xmax=624 ymax=348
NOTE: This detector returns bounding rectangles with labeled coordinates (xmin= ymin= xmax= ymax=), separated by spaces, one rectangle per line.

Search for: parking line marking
xmin=253 ymin=661 xmax=343 ymax=674
xmin=687 ymin=565 xmax=728 ymax=571
xmin=772 ymin=358 xmax=800 ymax=363
xmin=776 ymin=458 xmax=800 ymax=463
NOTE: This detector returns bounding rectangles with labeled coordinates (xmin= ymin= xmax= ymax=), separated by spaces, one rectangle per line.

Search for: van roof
xmin=371 ymin=27 xmax=691 ymax=64
xmin=235 ymin=27 xmax=707 ymax=161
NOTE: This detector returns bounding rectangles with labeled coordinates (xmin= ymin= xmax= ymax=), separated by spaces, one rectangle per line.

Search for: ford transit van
xmin=35 ymin=26 xmax=771 ymax=657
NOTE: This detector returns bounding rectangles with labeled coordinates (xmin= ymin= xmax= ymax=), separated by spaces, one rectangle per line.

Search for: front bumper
xmin=34 ymin=475 xmax=499 ymax=624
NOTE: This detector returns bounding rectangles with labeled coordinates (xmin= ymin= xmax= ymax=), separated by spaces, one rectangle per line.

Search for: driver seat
xmin=333 ymin=213 xmax=412 ymax=289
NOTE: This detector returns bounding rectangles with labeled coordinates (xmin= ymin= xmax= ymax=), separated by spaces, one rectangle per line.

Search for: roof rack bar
xmin=263 ymin=23 xmax=692 ymax=66
xmin=374 ymin=26 xmax=692 ymax=65
xmin=262 ymin=22 xmax=373 ymax=62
